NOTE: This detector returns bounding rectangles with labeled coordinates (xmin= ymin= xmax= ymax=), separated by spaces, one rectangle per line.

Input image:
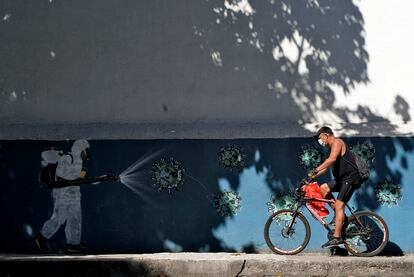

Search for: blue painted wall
xmin=0 ymin=137 xmax=412 ymax=253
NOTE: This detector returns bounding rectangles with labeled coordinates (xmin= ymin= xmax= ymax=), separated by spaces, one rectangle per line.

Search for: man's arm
xmin=312 ymin=167 xmax=328 ymax=178
xmin=313 ymin=140 xmax=342 ymax=177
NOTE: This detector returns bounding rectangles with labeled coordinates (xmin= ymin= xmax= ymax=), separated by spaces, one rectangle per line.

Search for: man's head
xmin=313 ymin=126 xmax=334 ymax=147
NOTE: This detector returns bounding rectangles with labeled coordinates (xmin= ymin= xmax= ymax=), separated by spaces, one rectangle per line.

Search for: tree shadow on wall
xmin=43 ymin=0 xmax=414 ymax=254
xmin=194 ymin=0 xmax=413 ymax=252
xmin=193 ymin=0 xmax=408 ymax=134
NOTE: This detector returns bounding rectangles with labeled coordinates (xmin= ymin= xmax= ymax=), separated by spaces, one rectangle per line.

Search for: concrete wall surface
xmin=0 ymin=0 xmax=413 ymax=138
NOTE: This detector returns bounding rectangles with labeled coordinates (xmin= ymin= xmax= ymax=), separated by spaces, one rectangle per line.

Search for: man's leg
xmin=321 ymin=199 xmax=346 ymax=248
xmin=319 ymin=183 xmax=330 ymax=198
xmin=333 ymin=200 xmax=345 ymax=238
xmin=322 ymin=180 xmax=357 ymax=248
xmin=319 ymin=183 xmax=335 ymax=209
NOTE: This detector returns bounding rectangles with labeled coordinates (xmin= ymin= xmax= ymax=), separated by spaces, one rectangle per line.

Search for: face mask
xmin=318 ymin=138 xmax=326 ymax=147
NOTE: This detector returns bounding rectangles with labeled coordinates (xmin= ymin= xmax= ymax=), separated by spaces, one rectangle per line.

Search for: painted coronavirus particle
xmin=151 ymin=157 xmax=185 ymax=194
xmin=297 ymin=144 xmax=323 ymax=170
xmin=267 ymin=192 xmax=299 ymax=221
xmin=350 ymin=141 xmax=375 ymax=163
xmin=375 ymin=179 xmax=402 ymax=207
xmin=267 ymin=192 xmax=299 ymax=214
xmin=217 ymin=145 xmax=246 ymax=170
xmin=214 ymin=190 xmax=242 ymax=216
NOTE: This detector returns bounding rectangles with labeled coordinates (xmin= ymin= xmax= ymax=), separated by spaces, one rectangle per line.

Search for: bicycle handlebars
xmin=297 ymin=176 xmax=313 ymax=189
xmin=294 ymin=176 xmax=315 ymax=198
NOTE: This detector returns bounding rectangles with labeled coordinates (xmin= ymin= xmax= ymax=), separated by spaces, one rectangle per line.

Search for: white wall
xmin=0 ymin=0 xmax=412 ymax=139
xmin=330 ymin=0 xmax=414 ymax=135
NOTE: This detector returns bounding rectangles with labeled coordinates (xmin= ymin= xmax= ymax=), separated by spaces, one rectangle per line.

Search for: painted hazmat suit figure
xmin=35 ymin=139 xmax=90 ymax=253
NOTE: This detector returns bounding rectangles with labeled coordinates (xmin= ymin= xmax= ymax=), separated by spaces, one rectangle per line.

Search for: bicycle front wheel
xmin=264 ymin=209 xmax=310 ymax=255
xmin=345 ymin=211 xmax=389 ymax=257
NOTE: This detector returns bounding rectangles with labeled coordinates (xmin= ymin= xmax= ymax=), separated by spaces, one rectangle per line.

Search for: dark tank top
xmin=332 ymin=143 xmax=359 ymax=181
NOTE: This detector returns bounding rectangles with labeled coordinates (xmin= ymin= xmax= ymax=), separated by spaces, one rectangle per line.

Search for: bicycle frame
xmin=288 ymin=184 xmax=363 ymax=235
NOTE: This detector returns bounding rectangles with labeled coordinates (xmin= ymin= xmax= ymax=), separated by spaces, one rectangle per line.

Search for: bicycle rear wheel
xmin=264 ymin=209 xmax=310 ymax=255
xmin=345 ymin=211 xmax=389 ymax=257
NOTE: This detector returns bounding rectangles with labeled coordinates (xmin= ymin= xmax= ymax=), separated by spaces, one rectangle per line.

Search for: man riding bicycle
xmin=308 ymin=126 xmax=363 ymax=248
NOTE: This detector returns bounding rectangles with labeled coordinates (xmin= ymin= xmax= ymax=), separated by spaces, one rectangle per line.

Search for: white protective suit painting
xmin=39 ymin=139 xmax=90 ymax=246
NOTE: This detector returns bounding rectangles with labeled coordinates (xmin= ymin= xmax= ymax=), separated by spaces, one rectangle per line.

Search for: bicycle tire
xmin=345 ymin=210 xmax=389 ymax=257
xmin=264 ymin=209 xmax=311 ymax=255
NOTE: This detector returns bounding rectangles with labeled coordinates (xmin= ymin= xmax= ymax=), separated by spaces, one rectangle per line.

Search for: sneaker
xmin=65 ymin=244 xmax=87 ymax=254
xmin=321 ymin=237 xmax=344 ymax=249
xmin=35 ymin=234 xmax=50 ymax=252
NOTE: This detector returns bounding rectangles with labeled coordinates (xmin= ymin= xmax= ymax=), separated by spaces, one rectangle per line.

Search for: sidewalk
xmin=1 ymin=252 xmax=413 ymax=277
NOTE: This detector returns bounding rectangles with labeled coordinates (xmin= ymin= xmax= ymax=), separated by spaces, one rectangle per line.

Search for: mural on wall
xmin=214 ymin=190 xmax=242 ymax=217
xmin=267 ymin=192 xmax=299 ymax=214
xmin=36 ymin=141 xmax=168 ymax=253
xmin=34 ymin=140 xmax=252 ymax=253
xmin=297 ymin=143 xmax=323 ymax=171
xmin=13 ymin=135 xmax=406 ymax=255
xmin=151 ymin=157 xmax=185 ymax=194
xmin=217 ymin=145 xmax=246 ymax=171
xmin=375 ymin=179 xmax=402 ymax=207
xmin=214 ymin=144 xmax=247 ymax=216
xmin=36 ymin=139 xmax=91 ymax=253
xmin=0 ymin=138 xmax=413 ymax=254
xmin=112 ymin=149 xmax=167 ymax=201
xmin=350 ymin=140 xmax=376 ymax=163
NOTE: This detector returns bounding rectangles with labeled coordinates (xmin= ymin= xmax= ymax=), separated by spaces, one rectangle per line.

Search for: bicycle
xmin=264 ymin=178 xmax=389 ymax=257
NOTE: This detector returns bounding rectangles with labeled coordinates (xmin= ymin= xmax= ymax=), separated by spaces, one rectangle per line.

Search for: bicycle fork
xmin=286 ymin=208 xmax=302 ymax=235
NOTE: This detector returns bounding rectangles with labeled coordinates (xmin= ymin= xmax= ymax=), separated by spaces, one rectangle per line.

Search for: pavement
xmin=1 ymin=252 xmax=413 ymax=277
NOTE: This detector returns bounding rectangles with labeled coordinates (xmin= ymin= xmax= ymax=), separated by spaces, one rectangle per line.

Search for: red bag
xmin=303 ymin=182 xmax=329 ymax=218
